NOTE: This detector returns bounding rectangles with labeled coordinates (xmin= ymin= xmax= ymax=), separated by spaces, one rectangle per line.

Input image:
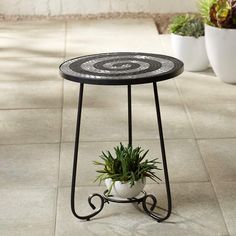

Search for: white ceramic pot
xmin=105 ymin=178 xmax=146 ymax=198
xmin=205 ymin=24 xmax=236 ymax=84
xmin=171 ymin=33 xmax=209 ymax=71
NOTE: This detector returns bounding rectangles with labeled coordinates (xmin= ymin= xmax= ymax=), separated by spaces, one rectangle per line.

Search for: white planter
xmin=171 ymin=33 xmax=209 ymax=71
xmin=205 ymin=24 xmax=236 ymax=84
xmin=105 ymin=178 xmax=146 ymax=198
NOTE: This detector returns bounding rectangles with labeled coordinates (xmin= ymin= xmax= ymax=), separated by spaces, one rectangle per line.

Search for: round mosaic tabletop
xmin=59 ymin=52 xmax=184 ymax=85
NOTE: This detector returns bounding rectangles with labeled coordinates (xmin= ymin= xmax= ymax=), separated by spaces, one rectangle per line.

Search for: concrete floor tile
xmin=63 ymin=80 xmax=79 ymax=108
xmin=145 ymin=182 xmax=229 ymax=235
xmin=132 ymin=80 xmax=182 ymax=107
xmin=177 ymin=71 xmax=236 ymax=106
xmin=188 ymin=103 xmax=236 ymax=139
xmin=63 ymin=80 xmax=181 ymax=109
xmin=0 ymin=109 xmax=61 ymax=144
xmin=67 ymin=19 xmax=158 ymax=36
xmin=0 ymin=188 xmax=56 ymax=236
xmin=59 ymin=139 xmax=208 ymax=187
xmin=66 ymin=36 xmax=162 ymax=59
xmin=198 ymin=139 xmax=236 ymax=182
xmin=132 ymin=104 xmax=194 ymax=140
xmin=214 ymin=182 xmax=236 ymax=236
xmin=0 ymin=57 xmax=63 ymax=81
xmin=63 ymin=81 xmax=127 ymax=108
xmin=59 ymin=141 xmax=123 ymax=186
xmin=65 ymin=18 xmax=161 ymax=58
xmin=62 ymin=107 xmax=128 ymax=142
xmin=62 ymin=103 xmax=194 ymax=142
xmin=135 ymin=139 xmax=209 ymax=183
xmin=0 ymin=20 xmax=66 ymax=32
xmin=0 ymin=30 xmax=65 ymax=58
xmin=0 ymin=80 xmax=62 ymax=109
xmin=55 ymin=183 xmax=228 ymax=236
xmin=56 ymin=186 xmax=151 ymax=236
xmin=0 ymin=144 xmax=59 ymax=187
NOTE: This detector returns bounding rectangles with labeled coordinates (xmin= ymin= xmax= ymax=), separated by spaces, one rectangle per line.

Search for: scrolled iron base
xmin=71 ymin=193 xmax=105 ymax=221
xmin=71 ymin=190 xmax=171 ymax=222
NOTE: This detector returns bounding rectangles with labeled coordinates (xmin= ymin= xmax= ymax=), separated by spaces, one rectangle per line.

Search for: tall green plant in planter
xmin=199 ymin=0 xmax=236 ymax=83
xmin=93 ymin=143 xmax=161 ymax=198
xmin=169 ymin=14 xmax=209 ymax=71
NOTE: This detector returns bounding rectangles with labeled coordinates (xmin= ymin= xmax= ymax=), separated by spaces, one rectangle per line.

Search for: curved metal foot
xmin=142 ymin=194 xmax=157 ymax=212
xmin=151 ymin=82 xmax=172 ymax=222
xmin=142 ymin=194 xmax=170 ymax=222
xmin=71 ymin=84 xmax=105 ymax=221
xmin=71 ymin=193 xmax=105 ymax=221
xmin=75 ymin=193 xmax=105 ymax=221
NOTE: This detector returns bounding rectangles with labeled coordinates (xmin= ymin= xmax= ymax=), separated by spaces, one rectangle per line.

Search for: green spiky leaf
xmin=93 ymin=143 xmax=162 ymax=187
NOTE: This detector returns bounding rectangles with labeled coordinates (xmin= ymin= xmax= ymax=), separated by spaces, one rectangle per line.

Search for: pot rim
xmin=205 ymin=23 xmax=236 ymax=32
xmin=106 ymin=177 xmax=146 ymax=185
xmin=171 ymin=33 xmax=205 ymax=39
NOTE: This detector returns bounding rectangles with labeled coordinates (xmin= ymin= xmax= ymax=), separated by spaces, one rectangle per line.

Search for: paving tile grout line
xmin=59 ymin=137 xmax=236 ymax=142
xmin=1 ymin=137 xmax=236 ymax=147
xmin=174 ymin=79 xmax=211 ymax=170
xmin=53 ymin=20 xmax=67 ymax=236
xmin=64 ymin=20 xmax=69 ymax=60
xmin=0 ymin=181 xmax=217 ymax=191
xmin=0 ymin=56 xmax=64 ymax=59
xmin=63 ymin=21 xmax=67 ymax=60
xmin=0 ymin=180 xmax=213 ymax=190
xmin=196 ymin=139 xmax=231 ymax=236
xmin=0 ymin=107 xmax=62 ymax=111
xmin=57 ymin=180 xmax=212 ymax=189
xmin=174 ymin=78 xmax=198 ymax=139
xmin=0 ymin=56 xmax=65 ymax=59
xmin=0 ymin=186 xmax=58 ymax=190
xmin=174 ymin=79 xmax=230 ymax=235
xmin=60 ymin=180 xmax=212 ymax=188
xmin=0 ymin=142 xmax=61 ymax=146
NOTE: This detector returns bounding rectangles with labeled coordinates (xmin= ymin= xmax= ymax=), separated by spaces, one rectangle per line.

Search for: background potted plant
xmin=93 ymin=143 xmax=161 ymax=199
xmin=169 ymin=14 xmax=209 ymax=71
xmin=199 ymin=0 xmax=236 ymax=83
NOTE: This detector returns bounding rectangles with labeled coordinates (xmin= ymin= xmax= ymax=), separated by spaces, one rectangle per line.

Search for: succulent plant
xmin=199 ymin=0 xmax=217 ymax=25
xmin=199 ymin=0 xmax=236 ymax=28
xmin=93 ymin=143 xmax=162 ymax=188
xmin=169 ymin=14 xmax=205 ymax=38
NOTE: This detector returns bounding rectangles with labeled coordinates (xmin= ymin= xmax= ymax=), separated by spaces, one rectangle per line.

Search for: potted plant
xmin=169 ymin=14 xmax=209 ymax=71
xmin=199 ymin=0 xmax=236 ymax=83
xmin=93 ymin=143 xmax=161 ymax=199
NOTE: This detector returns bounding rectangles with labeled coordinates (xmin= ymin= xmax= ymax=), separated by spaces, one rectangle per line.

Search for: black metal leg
xmin=128 ymin=85 xmax=132 ymax=146
xmin=71 ymin=83 xmax=105 ymax=221
xmin=142 ymin=82 xmax=172 ymax=222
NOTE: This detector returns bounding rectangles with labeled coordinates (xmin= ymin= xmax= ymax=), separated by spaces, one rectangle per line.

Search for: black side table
xmin=59 ymin=52 xmax=184 ymax=222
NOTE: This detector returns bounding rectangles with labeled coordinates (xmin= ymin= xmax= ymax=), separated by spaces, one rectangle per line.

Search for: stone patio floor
xmin=0 ymin=18 xmax=235 ymax=236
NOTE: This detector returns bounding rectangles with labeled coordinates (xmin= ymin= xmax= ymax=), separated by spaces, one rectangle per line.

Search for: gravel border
xmin=0 ymin=12 xmax=192 ymax=34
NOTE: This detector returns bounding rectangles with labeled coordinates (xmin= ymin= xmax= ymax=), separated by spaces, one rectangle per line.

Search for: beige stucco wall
xmin=0 ymin=0 xmax=198 ymax=15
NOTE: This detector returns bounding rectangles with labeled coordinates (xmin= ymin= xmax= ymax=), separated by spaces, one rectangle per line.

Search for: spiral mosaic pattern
xmin=60 ymin=52 xmax=183 ymax=84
